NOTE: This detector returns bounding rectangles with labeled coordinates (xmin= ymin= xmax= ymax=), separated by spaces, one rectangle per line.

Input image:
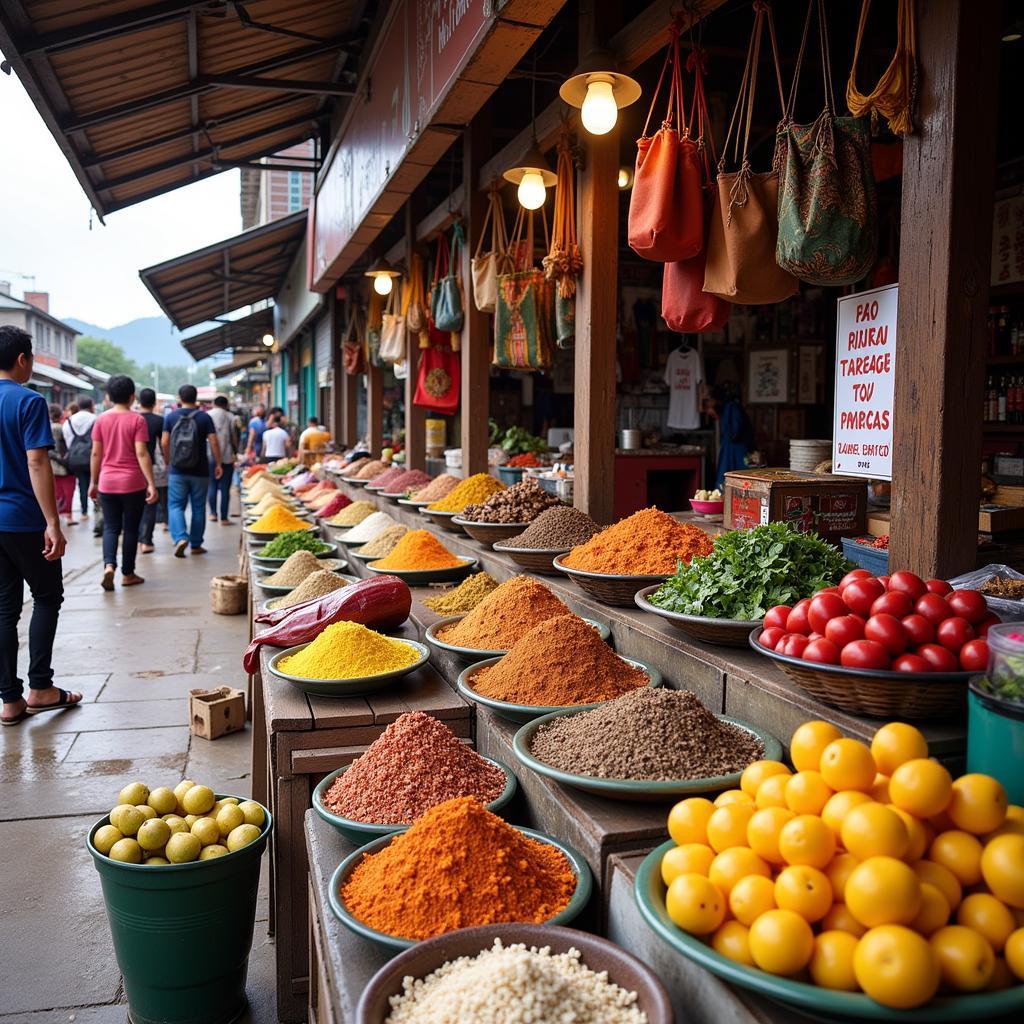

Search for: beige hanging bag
xmin=378 ymin=277 xmax=406 ymax=364
xmin=471 ymin=185 xmax=510 ymax=314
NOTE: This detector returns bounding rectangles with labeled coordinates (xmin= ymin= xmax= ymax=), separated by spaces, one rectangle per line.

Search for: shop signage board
xmin=992 ymin=193 xmax=1024 ymax=286
xmin=832 ymin=283 xmax=897 ymax=481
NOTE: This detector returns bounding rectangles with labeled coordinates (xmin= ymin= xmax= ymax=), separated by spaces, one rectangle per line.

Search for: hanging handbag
xmin=543 ymin=132 xmax=583 ymax=349
xmin=407 ymin=252 xmax=428 ymax=342
xmin=413 ymin=337 xmax=460 ymax=414
xmin=627 ymin=25 xmax=703 ymax=263
xmin=379 ymin=278 xmax=407 ymax=363
xmin=341 ymin=305 xmax=365 ymax=376
xmin=365 ymin=288 xmax=386 ymax=369
xmin=703 ymin=1 xmax=798 ymax=305
xmin=847 ymin=0 xmax=917 ymax=136
xmin=471 ymin=186 xmax=510 ymax=314
xmin=662 ymin=50 xmax=732 ymax=333
xmin=776 ymin=0 xmax=877 ymax=286
xmin=431 ymin=223 xmax=465 ymax=334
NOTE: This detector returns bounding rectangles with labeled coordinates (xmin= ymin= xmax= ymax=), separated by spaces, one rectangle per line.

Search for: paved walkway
xmin=1 ymin=507 xmax=275 ymax=1023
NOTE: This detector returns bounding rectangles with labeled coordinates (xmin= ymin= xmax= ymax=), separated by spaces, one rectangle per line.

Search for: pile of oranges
xmin=661 ymin=720 xmax=1024 ymax=1009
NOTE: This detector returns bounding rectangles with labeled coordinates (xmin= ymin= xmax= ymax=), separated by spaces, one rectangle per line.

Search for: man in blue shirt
xmin=245 ymin=404 xmax=266 ymax=461
xmin=0 ymin=326 xmax=82 ymax=725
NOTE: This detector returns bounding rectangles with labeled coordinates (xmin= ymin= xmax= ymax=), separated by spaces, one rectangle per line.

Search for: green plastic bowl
xmin=250 ymin=541 xmax=339 ymax=567
xmin=243 ymin=522 xmax=318 ymax=542
xmin=364 ymin=557 xmax=477 ymax=585
xmin=253 ymin=567 xmax=352 ymax=595
xmin=512 ymin=710 xmax=782 ymax=801
xmin=311 ymin=758 xmax=518 ymax=844
xmin=267 ymin=638 xmax=429 ymax=697
xmin=425 ymin=615 xmax=611 ymax=662
xmin=328 ymin=825 xmax=593 ymax=953
xmin=456 ymin=655 xmax=662 ymax=725
xmin=634 ymin=841 xmax=1024 ymax=1021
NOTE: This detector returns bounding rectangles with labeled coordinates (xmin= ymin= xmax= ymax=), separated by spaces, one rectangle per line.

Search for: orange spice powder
xmin=370 ymin=529 xmax=462 ymax=570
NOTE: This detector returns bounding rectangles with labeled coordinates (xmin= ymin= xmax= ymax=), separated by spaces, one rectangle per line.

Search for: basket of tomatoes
xmin=749 ymin=569 xmax=998 ymax=719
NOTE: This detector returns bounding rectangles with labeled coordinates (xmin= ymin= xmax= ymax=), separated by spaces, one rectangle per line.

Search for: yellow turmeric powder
xmin=326 ymin=500 xmax=376 ymax=526
xmin=427 ymin=473 xmax=505 ymax=512
xmin=277 ymin=621 xmax=419 ymax=679
xmin=248 ymin=505 xmax=313 ymax=533
xmin=370 ymin=530 xmax=462 ymax=571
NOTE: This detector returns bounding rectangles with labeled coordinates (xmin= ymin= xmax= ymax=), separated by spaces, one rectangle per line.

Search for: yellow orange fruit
xmin=889 ymin=759 xmax=953 ymax=819
xmin=711 ymin=920 xmax=754 ymax=966
xmin=774 ymin=865 xmax=833 ymax=923
xmin=957 ymin=892 xmax=1016 ymax=952
xmin=821 ymin=790 xmax=872 ymax=838
xmin=1005 ymin=927 xmax=1024 ymax=981
xmin=819 ymin=738 xmax=876 ymax=793
xmin=728 ymin=874 xmax=776 ymax=927
xmin=930 ymin=924 xmax=995 ymax=992
xmin=754 ymin=773 xmax=790 ymax=810
xmin=668 ymin=797 xmax=715 ymax=846
xmin=930 ymin=830 xmax=984 ymax=887
xmin=911 ymin=883 xmax=952 ymax=936
xmin=714 ymin=789 xmax=754 ymax=808
xmin=706 ymin=803 xmax=755 ymax=853
xmin=709 ymin=847 xmax=771 ymax=896
xmin=825 ymin=853 xmax=860 ymax=903
xmin=870 ymin=722 xmax=929 ymax=776
xmin=846 ymin=856 xmax=922 ymax=927
xmin=789 ymin=720 xmax=842 ymax=772
xmin=986 ymin=804 xmax=1024 ymax=841
xmin=740 ymin=760 xmax=791 ymax=798
xmin=821 ymin=902 xmax=866 ymax=937
xmin=841 ymin=802 xmax=909 ymax=861
xmin=778 ymin=814 xmax=836 ymax=869
xmin=889 ymin=806 xmax=930 ymax=862
xmin=980 ymin=834 xmax=1024 ymax=909
xmin=785 ymin=771 xmax=834 ymax=816
xmin=661 ymin=843 xmax=715 ymax=886
xmin=912 ymin=859 xmax=963 ymax=912
xmin=809 ymin=930 xmax=860 ymax=991
xmin=665 ymin=873 xmax=726 ymax=935
xmin=853 ymin=925 xmax=940 ymax=1009
xmin=947 ymin=774 xmax=1008 ymax=836
xmin=748 ymin=909 xmax=814 ymax=976
xmin=870 ymin=774 xmax=891 ymax=804
xmin=746 ymin=806 xmax=794 ymax=866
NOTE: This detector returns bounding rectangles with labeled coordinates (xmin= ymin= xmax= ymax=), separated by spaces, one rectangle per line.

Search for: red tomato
xmin=786 ymin=599 xmax=813 ymax=636
xmin=925 ymin=578 xmax=954 ymax=595
xmin=888 ymin=570 xmax=927 ymax=600
xmin=842 ymin=578 xmax=886 ymax=617
xmin=877 ymin=575 xmax=891 ymax=590
xmin=803 ymin=638 xmax=841 ymax=664
xmin=892 ymin=653 xmax=932 ymax=673
xmin=840 ymin=639 xmax=891 ymax=670
xmin=864 ymin=614 xmax=909 ymax=656
xmin=779 ymin=634 xmax=810 ymax=658
xmin=916 ymin=643 xmax=960 ymax=673
xmin=807 ymin=632 xmax=824 ymax=642
xmin=946 ymin=590 xmax=988 ymax=625
xmin=815 ymin=586 xmax=841 ymax=596
xmin=764 ymin=605 xmax=792 ymax=631
xmin=840 ymin=569 xmax=873 ymax=590
xmin=759 ymin=626 xmax=786 ymax=650
xmin=808 ymin=593 xmax=848 ymax=634
xmin=959 ymin=638 xmax=989 ymax=672
xmin=936 ymin=616 xmax=974 ymax=653
xmin=870 ymin=591 xmax=914 ymax=619
xmin=976 ymin=612 xmax=1001 ymax=638
xmin=900 ymin=613 xmax=935 ymax=647
xmin=915 ymin=592 xmax=954 ymax=626
xmin=825 ymin=614 xmax=865 ymax=648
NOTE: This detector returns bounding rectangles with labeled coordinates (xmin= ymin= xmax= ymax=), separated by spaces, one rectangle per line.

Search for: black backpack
xmin=66 ymin=420 xmax=93 ymax=472
xmin=169 ymin=410 xmax=205 ymax=472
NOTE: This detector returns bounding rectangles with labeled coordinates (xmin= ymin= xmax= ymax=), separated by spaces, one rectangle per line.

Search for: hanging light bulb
xmin=372 ymin=274 xmax=393 ymax=296
xmin=617 ymin=167 xmax=634 ymax=190
xmin=503 ymin=143 xmax=557 ymax=211
xmin=364 ymin=257 xmax=401 ymax=295
xmin=560 ymin=58 xmax=641 ymax=138
xmin=517 ymin=171 xmax=548 ymax=210
xmin=580 ymin=76 xmax=619 ymax=135
xmin=262 ymin=333 xmax=275 ymax=347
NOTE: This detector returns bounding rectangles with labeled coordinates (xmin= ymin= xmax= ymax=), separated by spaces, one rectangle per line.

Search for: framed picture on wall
xmin=747 ymin=349 xmax=789 ymax=404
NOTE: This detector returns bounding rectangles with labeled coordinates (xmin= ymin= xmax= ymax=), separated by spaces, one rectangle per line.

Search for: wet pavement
xmin=0 ymin=507 xmax=276 ymax=1023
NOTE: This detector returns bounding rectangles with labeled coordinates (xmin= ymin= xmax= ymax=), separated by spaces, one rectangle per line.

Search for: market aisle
xmin=0 ymin=517 xmax=276 ymax=1023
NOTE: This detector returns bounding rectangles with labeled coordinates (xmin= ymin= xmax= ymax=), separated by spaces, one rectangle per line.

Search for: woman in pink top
xmin=88 ymin=375 xmax=157 ymax=591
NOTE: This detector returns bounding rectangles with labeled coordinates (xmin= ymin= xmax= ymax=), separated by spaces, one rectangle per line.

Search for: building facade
xmin=240 ymin=141 xmax=315 ymax=230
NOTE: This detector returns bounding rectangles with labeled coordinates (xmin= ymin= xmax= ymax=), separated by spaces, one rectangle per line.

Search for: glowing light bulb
xmin=617 ymin=167 xmax=632 ymax=190
xmin=581 ymin=78 xmax=618 ymax=135
xmin=261 ymin=333 xmax=274 ymax=347
xmin=372 ymin=274 xmax=393 ymax=296
xmin=517 ymin=171 xmax=547 ymax=210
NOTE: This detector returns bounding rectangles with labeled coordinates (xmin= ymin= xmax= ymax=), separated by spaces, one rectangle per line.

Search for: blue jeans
xmin=208 ymin=460 xmax=233 ymax=521
xmin=168 ymin=474 xmax=207 ymax=548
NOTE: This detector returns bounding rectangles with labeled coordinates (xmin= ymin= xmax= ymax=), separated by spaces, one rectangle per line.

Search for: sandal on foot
xmin=122 ymin=574 xmax=145 ymax=586
xmin=2 ymin=707 xmax=29 ymax=726
xmin=25 ymin=688 xmax=83 ymax=716
xmin=101 ymin=567 xmax=115 ymax=591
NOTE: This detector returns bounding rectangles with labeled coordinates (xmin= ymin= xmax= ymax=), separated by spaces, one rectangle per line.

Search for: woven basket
xmin=493 ymin=545 xmax=569 ymax=576
xmin=634 ymin=586 xmax=759 ymax=647
xmin=749 ymin=628 xmax=969 ymax=719
xmin=210 ymin=575 xmax=247 ymax=616
xmin=453 ymin=518 xmax=531 ymax=548
xmin=553 ymin=556 xmax=668 ymax=608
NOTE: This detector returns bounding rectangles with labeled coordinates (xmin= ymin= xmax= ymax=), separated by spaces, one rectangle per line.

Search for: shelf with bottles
xmin=983 ymin=372 xmax=1024 ymax=425
xmin=987 ymin=301 xmax=1024 ymax=359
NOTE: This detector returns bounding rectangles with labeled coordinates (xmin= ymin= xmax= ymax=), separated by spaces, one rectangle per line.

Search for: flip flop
xmin=1 ymin=707 xmax=29 ymax=726
xmin=101 ymin=567 xmax=115 ymax=591
xmin=25 ymin=688 xmax=83 ymax=716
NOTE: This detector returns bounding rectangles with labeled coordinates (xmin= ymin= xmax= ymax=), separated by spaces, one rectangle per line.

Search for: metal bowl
xmin=267 ymin=638 xmax=429 ymax=697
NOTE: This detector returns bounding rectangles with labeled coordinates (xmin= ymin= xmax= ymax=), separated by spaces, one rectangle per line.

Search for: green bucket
xmin=968 ymin=682 xmax=1024 ymax=805
xmin=87 ymin=798 xmax=271 ymax=1024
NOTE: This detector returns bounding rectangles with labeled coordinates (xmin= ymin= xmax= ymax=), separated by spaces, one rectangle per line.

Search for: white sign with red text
xmin=833 ymin=283 xmax=897 ymax=481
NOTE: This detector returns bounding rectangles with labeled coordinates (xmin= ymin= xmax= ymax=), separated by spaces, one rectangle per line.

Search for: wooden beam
xmin=416 ymin=185 xmax=466 ymax=244
xmin=404 ymin=199 xmax=427 ymax=471
xmin=329 ymin=291 xmax=343 ymax=441
xmin=889 ymin=0 xmax=1000 ymax=578
xmin=367 ymin=352 xmax=384 ymax=455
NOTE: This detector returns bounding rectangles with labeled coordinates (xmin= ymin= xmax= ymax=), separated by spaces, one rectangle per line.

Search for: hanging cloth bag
xmin=662 ymin=49 xmax=732 ymax=332
xmin=365 ymin=287 xmax=386 ymax=368
xmin=543 ymin=132 xmax=583 ymax=348
xmin=378 ymin=277 xmax=407 ymax=364
xmin=776 ymin=0 xmax=878 ymax=286
xmin=341 ymin=305 xmax=366 ymax=376
xmin=846 ymin=0 xmax=917 ymax=136
xmin=407 ymin=252 xmax=429 ymax=345
xmin=431 ymin=222 xmax=466 ymax=334
xmin=412 ymin=336 xmax=460 ymax=414
xmin=627 ymin=26 xmax=703 ymax=263
xmin=703 ymin=1 xmax=798 ymax=304
xmin=471 ymin=187 xmax=510 ymax=314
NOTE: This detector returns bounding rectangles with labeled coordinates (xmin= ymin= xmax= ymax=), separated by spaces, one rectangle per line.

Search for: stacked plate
xmin=789 ymin=438 xmax=832 ymax=472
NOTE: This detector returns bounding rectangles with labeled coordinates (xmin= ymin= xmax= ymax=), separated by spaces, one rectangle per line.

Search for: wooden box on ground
xmin=189 ymin=686 xmax=246 ymax=740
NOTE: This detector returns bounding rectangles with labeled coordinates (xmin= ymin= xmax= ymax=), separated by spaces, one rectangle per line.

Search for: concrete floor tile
xmin=0 ymin=751 xmax=184 ymax=787
xmin=0 ymin=734 xmax=76 ymax=781
xmin=184 ymin=729 xmax=252 ymax=793
xmin=0 ymin=1004 xmax=128 ymax=1024
xmin=238 ymin=926 xmax=278 ymax=1024
xmin=65 ymin=727 xmax=190 ymax=762
xmin=98 ymin=672 xmax=242 ymax=704
xmin=27 ymin=701 xmax=186 ymax=736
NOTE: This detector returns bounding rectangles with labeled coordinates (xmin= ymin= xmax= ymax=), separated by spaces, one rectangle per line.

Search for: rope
xmin=847 ymin=0 xmax=917 ymax=136
xmin=543 ymin=132 xmax=583 ymax=298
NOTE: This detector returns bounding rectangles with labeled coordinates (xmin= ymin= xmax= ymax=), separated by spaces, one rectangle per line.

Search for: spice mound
xmin=308 ymin=488 xmax=342 ymax=510
xmin=314 ymin=492 xmax=352 ymax=520
xmin=342 ymin=456 xmax=371 ymax=476
xmin=321 ymin=712 xmax=505 ymax=824
xmin=354 ymin=524 xmax=408 ymax=558
xmin=249 ymin=492 xmax=291 ymax=516
xmin=353 ymin=458 xmax=389 ymax=480
xmin=277 ymin=620 xmax=418 ymax=680
xmin=562 ymin=507 xmax=712 ymax=575
xmin=409 ymin=473 xmax=460 ymax=503
xmin=340 ymin=797 xmax=576 ymax=940
xmin=326 ymin=500 xmax=375 ymax=526
xmin=436 ymin=576 xmax=571 ymax=651
xmin=274 ymin=569 xmax=349 ymax=609
xmin=422 ymin=572 xmax=499 ymax=615
xmin=366 ymin=466 xmax=406 ymax=491
xmin=496 ymin=505 xmax=601 ymax=551
xmin=259 ymin=530 xmax=329 ymax=559
xmin=261 ymin=550 xmax=324 ymax=587
xmin=248 ymin=505 xmax=312 ymax=534
xmin=340 ymin=511 xmax=397 ymax=545
xmin=244 ymin=477 xmax=284 ymax=502
xmin=459 ymin=477 xmax=561 ymax=524
xmin=384 ymin=938 xmax=647 ymax=1024
xmin=371 ymin=530 xmax=462 ymax=571
xmin=382 ymin=469 xmax=432 ymax=495
xmin=427 ymin=472 xmax=505 ymax=512
xmin=530 ymin=688 xmax=765 ymax=782
xmin=471 ymin=614 xmax=648 ymax=707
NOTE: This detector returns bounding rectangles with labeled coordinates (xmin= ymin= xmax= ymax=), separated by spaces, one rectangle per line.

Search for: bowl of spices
xmin=251 ymin=536 xmax=339 ymax=567
xmin=634 ymin=585 xmax=761 ymax=647
xmin=452 ymin=478 xmax=562 ymax=547
xmin=401 ymin=473 xmax=461 ymax=507
xmin=333 ymin=511 xmax=398 ymax=548
xmin=356 ymin=925 xmax=673 ymax=1024
xmin=323 ymin=500 xmax=377 ymax=532
xmin=253 ymin=551 xmax=349 ymax=593
xmin=378 ymin=470 xmax=432 ymax=503
xmin=312 ymin=712 xmax=516 ymax=844
xmin=421 ymin=572 xmax=500 ymax=616
xmin=493 ymin=506 xmax=602 ymax=575
xmin=243 ymin=504 xmax=320 ymax=540
xmin=554 ymin=507 xmax=713 ymax=606
xmin=457 ymin=614 xmax=659 ymax=724
xmin=418 ymin=507 xmax=467 ymax=534
xmin=425 ymin=577 xmax=610 ymax=661
xmin=260 ymin=568 xmax=357 ymax=611
xmin=268 ymin=621 xmax=429 ymax=696
xmin=366 ymin=530 xmax=477 ymax=585
xmin=328 ymin=797 xmax=592 ymax=952
xmin=348 ymin=524 xmax=409 ymax=562
xmin=513 ymin=688 xmax=781 ymax=801
xmin=421 ymin=473 xmax=506 ymax=533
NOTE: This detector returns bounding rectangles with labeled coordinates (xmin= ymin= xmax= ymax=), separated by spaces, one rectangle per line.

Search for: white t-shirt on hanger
xmin=664 ymin=347 xmax=704 ymax=431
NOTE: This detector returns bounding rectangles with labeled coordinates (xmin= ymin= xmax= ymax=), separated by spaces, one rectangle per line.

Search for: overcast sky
xmin=0 ymin=71 xmax=242 ymax=327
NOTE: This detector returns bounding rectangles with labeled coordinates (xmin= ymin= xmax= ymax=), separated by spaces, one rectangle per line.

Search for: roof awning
xmin=0 ymin=1 xmax=367 ymax=218
xmin=140 ymin=212 xmax=305 ymax=329
xmin=32 ymin=361 xmax=94 ymax=389
xmin=211 ymin=351 xmax=266 ymax=378
xmin=181 ymin=307 xmax=275 ymax=361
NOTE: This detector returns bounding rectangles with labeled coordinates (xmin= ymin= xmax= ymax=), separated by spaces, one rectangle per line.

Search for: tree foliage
xmin=76 ymin=336 xmax=140 ymax=377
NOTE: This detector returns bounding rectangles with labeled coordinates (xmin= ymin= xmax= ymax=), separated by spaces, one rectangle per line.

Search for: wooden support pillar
xmin=889 ymin=0 xmax=1000 ymax=578
xmin=404 ymin=200 xmax=427 ymax=471
xmin=461 ymin=110 xmax=492 ymax=477
xmin=339 ymin=294 xmax=358 ymax=446
xmin=367 ymin=361 xmax=384 ymax=455
xmin=329 ymin=289 xmax=343 ymax=440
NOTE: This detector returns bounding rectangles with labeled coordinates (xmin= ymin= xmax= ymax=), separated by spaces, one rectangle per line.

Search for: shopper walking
xmin=207 ymin=395 xmax=236 ymax=525
xmin=261 ymin=414 xmax=291 ymax=462
xmin=89 ymin=375 xmax=157 ymax=591
xmin=162 ymin=384 xmax=222 ymax=558
xmin=49 ymin=403 xmax=77 ymax=527
xmin=137 ymin=387 xmax=166 ymax=553
xmin=245 ymin=404 xmax=266 ymax=461
xmin=63 ymin=395 xmax=96 ymax=519
xmin=0 ymin=326 xmax=81 ymax=726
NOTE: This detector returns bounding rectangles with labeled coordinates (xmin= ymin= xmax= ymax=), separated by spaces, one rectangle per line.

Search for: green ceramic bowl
xmin=328 ymin=825 xmax=593 ymax=953
xmin=425 ymin=615 xmax=612 ymax=663
xmin=456 ymin=655 xmax=662 ymax=725
xmin=243 ymin=522 xmax=319 ymax=542
xmin=364 ymin=557 xmax=477 ymax=586
xmin=253 ymin=567 xmax=354 ymax=595
xmin=512 ymin=710 xmax=782 ymax=801
xmin=266 ymin=638 xmax=429 ymax=697
xmin=310 ymin=757 xmax=518 ymax=845
xmin=634 ymin=841 xmax=1024 ymax=1021
xmin=250 ymin=541 xmax=339 ymax=567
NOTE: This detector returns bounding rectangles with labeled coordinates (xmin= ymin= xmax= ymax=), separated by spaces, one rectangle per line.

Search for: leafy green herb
xmin=499 ymin=426 xmax=547 ymax=455
xmin=259 ymin=530 xmax=329 ymax=558
xmin=649 ymin=522 xmax=853 ymax=621
xmin=979 ymin=651 xmax=1024 ymax=705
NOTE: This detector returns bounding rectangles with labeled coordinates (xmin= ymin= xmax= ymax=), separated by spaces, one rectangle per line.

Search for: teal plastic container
xmin=87 ymin=798 xmax=271 ymax=1024
xmin=968 ymin=682 xmax=1024 ymax=805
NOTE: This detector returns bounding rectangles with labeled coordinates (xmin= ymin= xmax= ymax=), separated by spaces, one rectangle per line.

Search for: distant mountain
xmin=64 ymin=315 xmax=211 ymax=366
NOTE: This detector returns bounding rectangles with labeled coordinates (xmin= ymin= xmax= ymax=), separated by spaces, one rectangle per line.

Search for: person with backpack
xmin=136 ymin=387 xmax=165 ymax=554
xmin=207 ymin=394 xmax=237 ymax=525
xmin=49 ymin=403 xmax=77 ymax=527
xmin=62 ymin=395 xmax=96 ymax=519
xmin=161 ymin=384 xmax=222 ymax=558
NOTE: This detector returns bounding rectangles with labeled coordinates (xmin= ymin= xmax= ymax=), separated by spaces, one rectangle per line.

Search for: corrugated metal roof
xmin=32 ymin=361 xmax=94 ymax=389
xmin=0 ymin=1 xmax=365 ymax=217
xmin=179 ymin=307 xmax=276 ymax=360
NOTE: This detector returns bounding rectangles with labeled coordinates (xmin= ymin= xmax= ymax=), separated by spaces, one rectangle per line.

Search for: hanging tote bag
xmin=413 ymin=339 xmax=460 ymax=414
xmin=662 ymin=50 xmax=732 ymax=333
xmin=407 ymin=252 xmax=428 ymax=344
xmin=431 ymin=223 xmax=465 ymax=334
xmin=365 ymin=288 xmax=386 ymax=368
xmin=341 ymin=305 xmax=366 ymax=376
xmin=775 ymin=0 xmax=877 ymax=286
xmin=543 ymin=132 xmax=583 ymax=349
xmin=378 ymin=278 xmax=407 ymax=364
xmin=627 ymin=25 xmax=703 ymax=263
xmin=847 ymin=0 xmax=917 ymax=136
xmin=471 ymin=186 xmax=510 ymax=314
xmin=703 ymin=1 xmax=798 ymax=305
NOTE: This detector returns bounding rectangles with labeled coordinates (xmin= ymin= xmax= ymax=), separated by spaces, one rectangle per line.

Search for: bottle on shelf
xmin=997 ymin=307 xmax=1010 ymax=356
xmin=999 ymin=376 xmax=1008 ymax=422
xmin=988 ymin=376 xmax=998 ymax=422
